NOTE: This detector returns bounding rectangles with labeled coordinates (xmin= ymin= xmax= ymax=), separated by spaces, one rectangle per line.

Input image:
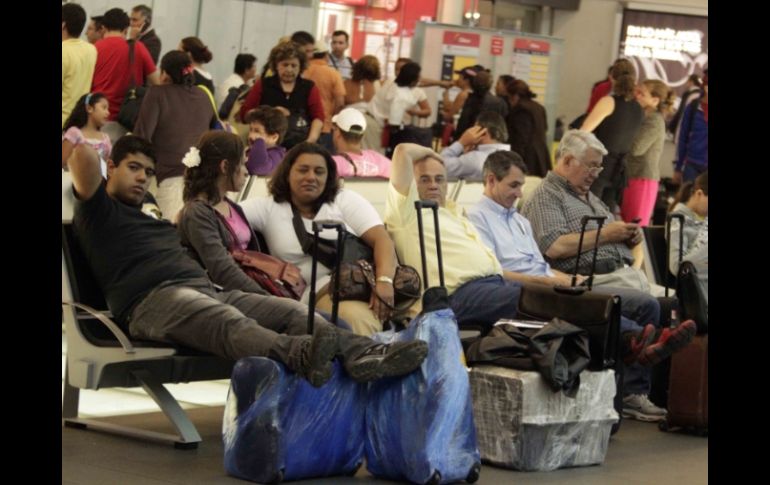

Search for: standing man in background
xmin=62 ymin=3 xmax=97 ymax=128
xmin=85 ymin=15 xmax=105 ymax=44
xmin=327 ymin=30 xmax=354 ymax=80
xmin=130 ymin=5 xmax=162 ymax=65
xmin=217 ymin=53 xmax=257 ymax=108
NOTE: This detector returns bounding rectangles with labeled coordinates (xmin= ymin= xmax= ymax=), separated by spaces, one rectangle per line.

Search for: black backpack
xmin=218 ymin=84 xmax=250 ymax=120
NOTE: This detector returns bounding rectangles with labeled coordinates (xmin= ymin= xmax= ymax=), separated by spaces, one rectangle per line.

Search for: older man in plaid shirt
xmin=522 ymin=130 xmax=695 ymax=422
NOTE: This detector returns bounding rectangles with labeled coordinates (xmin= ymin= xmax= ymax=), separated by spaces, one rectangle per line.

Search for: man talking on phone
xmin=129 ymin=4 xmax=161 ymax=64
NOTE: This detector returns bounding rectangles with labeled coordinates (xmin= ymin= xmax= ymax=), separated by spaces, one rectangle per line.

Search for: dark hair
xmin=245 ymin=106 xmax=289 ymax=143
xmin=290 ymin=31 xmax=315 ymax=46
xmin=102 ymin=8 xmax=130 ymax=32
xmin=91 ymin=15 xmax=104 ymax=30
xmin=395 ymin=62 xmax=421 ymax=87
xmin=475 ymin=111 xmax=508 ymax=143
xmin=610 ymin=58 xmax=636 ymax=100
xmin=506 ymin=79 xmax=536 ymax=100
xmin=332 ymin=30 xmax=349 ymax=42
xmin=337 ymin=127 xmax=364 ymax=144
xmin=234 ymin=53 xmax=257 ymax=76
xmin=62 ymin=3 xmax=87 ymax=37
xmin=470 ymin=70 xmax=493 ymax=95
xmin=160 ymin=51 xmax=195 ymax=86
xmin=483 ymin=150 xmax=528 ymax=181
xmin=131 ymin=5 xmax=152 ymax=25
xmin=688 ymin=73 xmax=703 ymax=88
xmin=668 ymin=171 xmax=708 ymax=212
xmin=265 ymin=41 xmax=307 ymax=78
xmin=269 ymin=142 xmax=339 ymax=212
xmin=498 ymin=74 xmax=514 ymax=86
xmin=181 ymin=36 xmax=213 ymax=64
xmin=63 ymin=92 xmax=108 ymax=132
xmin=352 ymin=55 xmax=380 ymax=82
xmin=183 ymin=131 xmax=244 ymax=204
xmin=61 ymin=3 xmax=86 ymax=37
xmin=111 ymin=135 xmax=155 ymax=167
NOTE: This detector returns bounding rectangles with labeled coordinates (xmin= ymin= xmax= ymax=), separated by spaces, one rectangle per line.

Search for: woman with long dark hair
xmin=240 ymin=142 xmax=398 ymax=336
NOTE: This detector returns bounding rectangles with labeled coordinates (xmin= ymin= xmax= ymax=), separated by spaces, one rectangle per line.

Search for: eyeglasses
xmin=578 ymin=159 xmax=604 ymax=176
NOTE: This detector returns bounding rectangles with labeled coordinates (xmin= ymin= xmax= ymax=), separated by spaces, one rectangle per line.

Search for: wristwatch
xmin=376 ymin=275 xmax=394 ymax=285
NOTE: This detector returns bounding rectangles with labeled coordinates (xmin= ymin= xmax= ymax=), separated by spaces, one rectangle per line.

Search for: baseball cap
xmin=454 ymin=65 xmax=484 ymax=78
xmin=332 ymin=108 xmax=367 ymax=134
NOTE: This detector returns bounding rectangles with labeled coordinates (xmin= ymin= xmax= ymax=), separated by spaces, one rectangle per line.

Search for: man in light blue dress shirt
xmin=467 ymin=150 xmax=696 ymax=422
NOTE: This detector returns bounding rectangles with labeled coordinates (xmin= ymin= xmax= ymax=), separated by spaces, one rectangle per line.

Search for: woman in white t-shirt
xmin=240 ymin=142 xmax=398 ymax=336
xmin=367 ymin=61 xmax=431 ymax=155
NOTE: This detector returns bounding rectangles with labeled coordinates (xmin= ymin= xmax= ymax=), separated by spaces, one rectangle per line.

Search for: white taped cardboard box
xmin=469 ymin=366 xmax=618 ymax=471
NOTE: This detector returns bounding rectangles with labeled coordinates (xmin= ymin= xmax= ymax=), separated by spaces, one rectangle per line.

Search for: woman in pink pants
xmin=621 ymin=79 xmax=674 ymax=225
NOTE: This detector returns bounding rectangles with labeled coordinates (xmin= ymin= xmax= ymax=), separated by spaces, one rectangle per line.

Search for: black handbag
xmin=281 ymin=110 xmax=311 ymax=149
xmin=117 ymin=40 xmax=146 ymax=131
xmin=290 ymin=205 xmax=420 ymax=310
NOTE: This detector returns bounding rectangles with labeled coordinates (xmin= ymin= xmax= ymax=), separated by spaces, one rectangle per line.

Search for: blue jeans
xmin=593 ymin=285 xmax=661 ymax=396
xmin=449 ymin=276 xmax=522 ymax=332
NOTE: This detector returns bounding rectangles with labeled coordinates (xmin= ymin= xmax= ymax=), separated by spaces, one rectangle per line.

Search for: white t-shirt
xmin=368 ymin=83 xmax=427 ymax=128
xmin=216 ymin=73 xmax=247 ymax=107
xmin=239 ymin=189 xmax=383 ymax=301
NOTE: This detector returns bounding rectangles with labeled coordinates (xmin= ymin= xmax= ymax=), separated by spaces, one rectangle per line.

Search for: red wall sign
xmin=443 ymin=31 xmax=481 ymax=47
xmin=513 ymin=38 xmax=551 ymax=54
xmin=490 ymin=36 xmax=504 ymax=55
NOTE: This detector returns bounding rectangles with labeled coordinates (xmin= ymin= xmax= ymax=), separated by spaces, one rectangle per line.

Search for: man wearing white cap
xmin=331 ymin=108 xmax=392 ymax=178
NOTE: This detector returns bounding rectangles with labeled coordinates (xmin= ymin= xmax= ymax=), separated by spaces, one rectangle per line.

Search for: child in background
xmin=245 ymin=107 xmax=288 ymax=176
xmin=62 ymin=92 xmax=111 ymax=176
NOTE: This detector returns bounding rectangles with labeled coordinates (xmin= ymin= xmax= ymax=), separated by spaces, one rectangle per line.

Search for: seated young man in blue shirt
xmin=467 ymin=149 xmax=696 ymax=422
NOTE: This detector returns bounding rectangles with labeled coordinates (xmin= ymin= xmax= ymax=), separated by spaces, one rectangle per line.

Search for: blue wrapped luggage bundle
xmin=223 ymin=358 xmax=365 ymax=483
xmin=365 ymin=308 xmax=481 ymax=484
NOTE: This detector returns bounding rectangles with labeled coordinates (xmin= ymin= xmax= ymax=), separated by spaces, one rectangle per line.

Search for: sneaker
xmin=622 ymin=394 xmax=667 ymax=422
xmin=303 ymin=325 xmax=339 ymax=387
xmin=622 ymin=323 xmax=657 ymax=365
xmin=637 ymin=320 xmax=697 ymax=367
xmin=345 ymin=340 xmax=429 ymax=383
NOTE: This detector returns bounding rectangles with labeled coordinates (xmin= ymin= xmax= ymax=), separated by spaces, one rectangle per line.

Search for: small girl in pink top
xmin=62 ymin=92 xmax=112 ymax=176
xmin=331 ymin=108 xmax=391 ymax=178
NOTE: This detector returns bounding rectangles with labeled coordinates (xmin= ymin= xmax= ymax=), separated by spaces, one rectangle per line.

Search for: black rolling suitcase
xmin=516 ymin=215 xmax=625 ymax=433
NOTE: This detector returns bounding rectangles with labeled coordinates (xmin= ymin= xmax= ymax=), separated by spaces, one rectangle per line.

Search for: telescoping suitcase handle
xmin=307 ymin=220 xmax=346 ymax=334
xmin=414 ymin=200 xmax=444 ymax=289
xmin=555 ymin=215 xmax=607 ymax=295
xmin=414 ymin=200 xmax=450 ymax=313
xmin=665 ymin=213 xmax=685 ymax=298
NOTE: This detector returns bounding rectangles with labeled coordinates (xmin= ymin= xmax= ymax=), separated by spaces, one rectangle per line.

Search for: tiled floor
xmin=62 ymin=332 xmax=231 ymax=418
